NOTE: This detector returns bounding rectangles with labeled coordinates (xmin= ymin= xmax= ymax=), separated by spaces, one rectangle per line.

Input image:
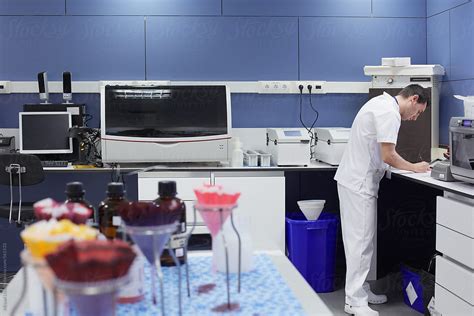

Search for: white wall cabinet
xmin=138 ymin=170 xmax=286 ymax=251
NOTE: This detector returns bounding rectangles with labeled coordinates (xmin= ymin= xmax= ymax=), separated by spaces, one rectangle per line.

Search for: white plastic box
xmin=454 ymin=95 xmax=474 ymax=118
xmin=255 ymin=150 xmax=272 ymax=167
xmin=243 ymin=150 xmax=259 ymax=167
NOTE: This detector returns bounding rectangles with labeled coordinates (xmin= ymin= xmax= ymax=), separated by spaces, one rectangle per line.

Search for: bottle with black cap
xmin=98 ymin=182 xmax=129 ymax=240
xmin=64 ymin=182 xmax=95 ymax=224
xmin=154 ymin=181 xmax=186 ymax=266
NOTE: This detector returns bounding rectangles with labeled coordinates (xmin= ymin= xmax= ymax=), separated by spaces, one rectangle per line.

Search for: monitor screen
xmin=19 ymin=112 xmax=72 ymax=154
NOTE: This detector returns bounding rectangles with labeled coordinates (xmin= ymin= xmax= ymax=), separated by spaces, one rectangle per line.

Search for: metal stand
xmin=6 ymin=163 xmax=26 ymax=224
xmin=191 ymin=203 xmax=242 ymax=309
xmin=125 ymin=222 xmax=183 ymax=316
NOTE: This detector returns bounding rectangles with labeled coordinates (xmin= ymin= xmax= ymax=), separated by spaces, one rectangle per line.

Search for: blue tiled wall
xmin=427 ymin=0 xmax=470 ymax=17
xmin=146 ymin=17 xmax=299 ymax=81
xmin=427 ymin=0 xmax=474 ymax=144
xmin=373 ymin=0 xmax=426 ymax=17
xmin=0 ymin=0 xmax=428 ymax=129
xmin=300 ymin=17 xmax=426 ymax=81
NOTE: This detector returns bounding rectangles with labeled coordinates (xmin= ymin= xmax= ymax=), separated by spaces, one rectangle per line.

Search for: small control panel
xmin=456 ymin=119 xmax=473 ymax=128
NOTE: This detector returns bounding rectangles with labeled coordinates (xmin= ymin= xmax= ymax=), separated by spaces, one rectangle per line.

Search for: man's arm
xmin=380 ymin=143 xmax=430 ymax=173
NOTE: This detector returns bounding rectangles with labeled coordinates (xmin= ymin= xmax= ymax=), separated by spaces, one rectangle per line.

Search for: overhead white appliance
xmin=266 ymin=128 xmax=311 ymax=166
xmin=313 ymin=128 xmax=351 ymax=166
xmin=364 ymin=62 xmax=445 ymax=161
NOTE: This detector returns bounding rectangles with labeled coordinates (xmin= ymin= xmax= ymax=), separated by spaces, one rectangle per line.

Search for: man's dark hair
xmin=397 ymin=84 xmax=430 ymax=107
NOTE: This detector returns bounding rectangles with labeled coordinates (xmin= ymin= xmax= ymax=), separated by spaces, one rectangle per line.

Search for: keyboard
xmin=41 ymin=160 xmax=70 ymax=168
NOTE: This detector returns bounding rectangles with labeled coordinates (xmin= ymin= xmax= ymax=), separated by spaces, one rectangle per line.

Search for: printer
xmin=266 ymin=128 xmax=311 ymax=166
xmin=313 ymin=128 xmax=351 ymax=165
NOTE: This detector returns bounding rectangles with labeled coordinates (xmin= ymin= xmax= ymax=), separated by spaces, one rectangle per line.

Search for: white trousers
xmin=337 ymin=183 xmax=377 ymax=307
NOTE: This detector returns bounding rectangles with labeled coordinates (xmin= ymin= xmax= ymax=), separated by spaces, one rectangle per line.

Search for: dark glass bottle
xmin=65 ymin=182 xmax=96 ymax=224
xmin=98 ymin=182 xmax=129 ymax=240
xmin=155 ymin=181 xmax=187 ymax=266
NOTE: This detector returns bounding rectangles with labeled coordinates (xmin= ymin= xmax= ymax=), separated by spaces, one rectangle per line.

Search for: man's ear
xmin=412 ymin=94 xmax=420 ymax=103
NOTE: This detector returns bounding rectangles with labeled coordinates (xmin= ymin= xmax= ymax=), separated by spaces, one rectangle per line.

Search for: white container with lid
xmin=454 ymin=95 xmax=474 ymax=118
xmin=255 ymin=150 xmax=272 ymax=167
xmin=231 ymin=137 xmax=244 ymax=167
xmin=243 ymin=150 xmax=259 ymax=167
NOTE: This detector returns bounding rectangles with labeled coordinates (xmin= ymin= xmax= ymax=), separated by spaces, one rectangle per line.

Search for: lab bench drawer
xmin=436 ymin=225 xmax=474 ymax=269
xmin=138 ymin=175 xmax=211 ymax=201
xmin=436 ymin=256 xmax=474 ymax=305
xmin=437 ymin=196 xmax=474 ymax=238
xmin=435 ymin=284 xmax=474 ymax=316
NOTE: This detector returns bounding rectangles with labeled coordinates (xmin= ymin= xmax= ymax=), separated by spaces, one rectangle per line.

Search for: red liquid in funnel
xmin=198 ymin=209 xmax=231 ymax=237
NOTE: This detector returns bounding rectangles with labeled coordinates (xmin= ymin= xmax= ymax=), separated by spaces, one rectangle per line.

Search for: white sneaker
xmin=363 ymin=282 xmax=388 ymax=305
xmin=344 ymin=304 xmax=379 ymax=316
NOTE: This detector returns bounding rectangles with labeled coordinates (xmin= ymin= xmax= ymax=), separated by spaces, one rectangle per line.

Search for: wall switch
xmin=0 ymin=81 xmax=11 ymax=94
xmin=258 ymin=81 xmax=292 ymax=94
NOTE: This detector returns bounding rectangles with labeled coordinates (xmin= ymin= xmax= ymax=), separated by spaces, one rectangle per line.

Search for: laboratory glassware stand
xmin=124 ymin=222 xmax=183 ymax=316
xmin=185 ymin=203 xmax=242 ymax=311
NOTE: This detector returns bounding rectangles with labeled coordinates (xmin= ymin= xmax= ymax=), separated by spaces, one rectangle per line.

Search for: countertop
xmin=388 ymin=168 xmax=474 ymax=199
xmin=43 ymin=160 xmax=339 ymax=172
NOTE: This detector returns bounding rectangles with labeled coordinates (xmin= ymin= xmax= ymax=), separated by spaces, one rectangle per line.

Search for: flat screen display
xmin=104 ymin=85 xmax=228 ymax=138
xmin=283 ymin=130 xmax=301 ymax=137
xmin=19 ymin=112 xmax=72 ymax=154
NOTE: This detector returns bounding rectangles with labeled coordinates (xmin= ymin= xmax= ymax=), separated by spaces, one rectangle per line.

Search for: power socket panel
xmin=296 ymin=81 xmax=326 ymax=94
xmin=258 ymin=81 xmax=292 ymax=94
xmin=0 ymin=81 xmax=11 ymax=94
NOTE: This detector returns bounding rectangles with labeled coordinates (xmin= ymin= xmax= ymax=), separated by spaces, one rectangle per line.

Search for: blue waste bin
xmin=285 ymin=212 xmax=339 ymax=293
xmin=401 ymin=265 xmax=434 ymax=314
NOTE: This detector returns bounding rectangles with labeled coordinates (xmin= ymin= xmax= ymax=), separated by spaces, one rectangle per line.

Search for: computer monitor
xmin=19 ymin=112 xmax=73 ymax=154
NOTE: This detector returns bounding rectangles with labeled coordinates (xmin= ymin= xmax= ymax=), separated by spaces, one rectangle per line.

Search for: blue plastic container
xmin=401 ymin=265 xmax=425 ymax=314
xmin=285 ymin=212 xmax=339 ymax=293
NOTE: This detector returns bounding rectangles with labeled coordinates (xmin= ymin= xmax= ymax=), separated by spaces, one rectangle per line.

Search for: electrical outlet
xmin=258 ymin=81 xmax=292 ymax=94
xmin=0 ymin=81 xmax=11 ymax=94
xmin=295 ymin=81 xmax=326 ymax=94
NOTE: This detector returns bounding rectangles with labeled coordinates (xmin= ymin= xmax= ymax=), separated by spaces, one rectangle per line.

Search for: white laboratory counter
xmin=3 ymin=251 xmax=335 ymax=316
xmin=388 ymin=168 xmax=474 ymax=199
xmin=42 ymin=160 xmax=338 ymax=172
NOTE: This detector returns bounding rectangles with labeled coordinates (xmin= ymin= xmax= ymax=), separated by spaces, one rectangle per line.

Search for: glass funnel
xmin=190 ymin=203 xmax=242 ymax=312
xmin=124 ymin=222 xmax=182 ymax=316
xmin=55 ymin=274 xmax=129 ymax=316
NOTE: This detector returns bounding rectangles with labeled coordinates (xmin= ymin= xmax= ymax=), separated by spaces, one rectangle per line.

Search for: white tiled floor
xmin=316 ymin=273 xmax=425 ymax=316
xmin=319 ymin=288 xmax=423 ymax=316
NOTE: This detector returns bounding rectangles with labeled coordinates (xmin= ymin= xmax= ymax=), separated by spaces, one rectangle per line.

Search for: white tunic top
xmin=334 ymin=92 xmax=401 ymax=197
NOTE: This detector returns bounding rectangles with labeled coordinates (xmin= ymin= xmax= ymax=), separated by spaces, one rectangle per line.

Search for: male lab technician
xmin=334 ymin=84 xmax=431 ymax=316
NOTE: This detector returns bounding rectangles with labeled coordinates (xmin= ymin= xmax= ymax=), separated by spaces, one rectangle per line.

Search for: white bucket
xmin=297 ymin=200 xmax=326 ymax=221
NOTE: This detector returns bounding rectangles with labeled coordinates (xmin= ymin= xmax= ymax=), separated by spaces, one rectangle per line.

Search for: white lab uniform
xmin=334 ymin=92 xmax=401 ymax=307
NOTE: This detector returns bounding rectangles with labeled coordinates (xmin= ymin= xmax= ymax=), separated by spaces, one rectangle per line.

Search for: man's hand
xmin=411 ymin=161 xmax=431 ymax=173
xmin=381 ymin=143 xmax=431 ymax=173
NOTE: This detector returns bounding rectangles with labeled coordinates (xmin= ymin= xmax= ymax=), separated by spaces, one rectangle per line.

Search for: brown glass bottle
xmin=65 ymin=182 xmax=95 ymax=224
xmin=98 ymin=182 xmax=129 ymax=240
xmin=154 ymin=181 xmax=187 ymax=266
